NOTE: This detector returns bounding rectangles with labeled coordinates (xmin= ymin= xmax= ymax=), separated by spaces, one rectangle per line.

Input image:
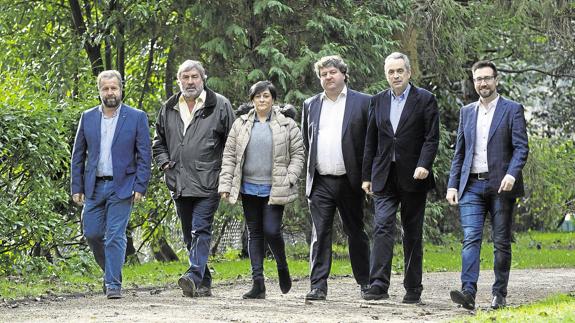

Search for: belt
xmin=96 ymin=176 xmax=114 ymax=181
xmin=469 ymin=172 xmax=488 ymax=180
xmin=319 ymin=173 xmax=346 ymax=179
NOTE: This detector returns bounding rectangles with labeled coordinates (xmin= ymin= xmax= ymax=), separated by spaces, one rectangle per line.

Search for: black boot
xmin=243 ymin=279 xmax=266 ymax=299
xmin=278 ymin=267 xmax=292 ymax=294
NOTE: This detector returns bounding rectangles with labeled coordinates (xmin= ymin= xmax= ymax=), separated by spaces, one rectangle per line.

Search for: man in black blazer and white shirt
xmin=301 ymin=55 xmax=371 ymax=301
xmin=362 ymin=52 xmax=440 ymax=304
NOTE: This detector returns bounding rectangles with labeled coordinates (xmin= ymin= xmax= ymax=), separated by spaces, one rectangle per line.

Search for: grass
xmin=451 ymin=293 xmax=575 ymax=323
xmin=1 ymin=231 xmax=573 ymax=300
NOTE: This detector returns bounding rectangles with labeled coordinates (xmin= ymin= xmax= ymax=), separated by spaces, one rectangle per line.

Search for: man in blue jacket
xmin=447 ymin=60 xmax=529 ymax=310
xmin=71 ymin=70 xmax=151 ymax=299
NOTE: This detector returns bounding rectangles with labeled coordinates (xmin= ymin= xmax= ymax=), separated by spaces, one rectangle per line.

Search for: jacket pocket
xmin=163 ymin=162 xmax=177 ymax=192
xmin=195 ymin=160 xmax=220 ymax=190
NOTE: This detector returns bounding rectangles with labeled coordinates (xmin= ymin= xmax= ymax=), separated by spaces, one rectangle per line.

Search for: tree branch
xmin=498 ymin=67 xmax=575 ymax=79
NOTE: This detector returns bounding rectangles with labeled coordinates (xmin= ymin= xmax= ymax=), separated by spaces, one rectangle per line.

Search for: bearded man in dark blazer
xmin=362 ymin=52 xmax=440 ymax=304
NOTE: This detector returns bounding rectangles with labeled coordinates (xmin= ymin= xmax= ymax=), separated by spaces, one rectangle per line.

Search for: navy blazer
xmin=71 ymin=104 xmax=152 ymax=200
xmin=447 ymin=96 xmax=529 ymax=198
xmin=362 ymin=84 xmax=440 ymax=193
xmin=301 ymin=89 xmax=371 ymax=197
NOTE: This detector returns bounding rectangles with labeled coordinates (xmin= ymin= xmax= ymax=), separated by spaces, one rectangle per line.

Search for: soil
xmin=1 ymin=269 xmax=574 ymax=322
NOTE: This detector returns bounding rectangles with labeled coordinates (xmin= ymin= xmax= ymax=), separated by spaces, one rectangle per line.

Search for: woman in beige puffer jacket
xmin=218 ymin=81 xmax=304 ymax=300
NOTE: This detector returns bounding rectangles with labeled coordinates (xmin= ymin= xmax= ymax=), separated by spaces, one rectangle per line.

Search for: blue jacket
xmin=71 ymin=104 xmax=152 ymax=199
xmin=447 ymin=96 xmax=529 ymax=198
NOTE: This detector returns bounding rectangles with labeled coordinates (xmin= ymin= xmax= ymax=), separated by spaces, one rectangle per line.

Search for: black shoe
xmin=106 ymin=288 xmax=122 ymax=299
xmin=360 ymin=284 xmax=370 ymax=298
xmin=278 ymin=267 xmax=292 ymax=294
xmin=243 ymin=279 xmax=266 ymax=299
xmin=491 ymin=295 xmax=506 ymax=309
xmin=361 ymin=285 xmax=389 ymax=300
xmin=450 ymin=290 xmax=475 ymax=310
xmin=305 ymin=288 xmax=327 ymax=301
xmin=196 ymin=285 xmax=212 ymax=297
xmin=402 ymin=291 xmax=421 ymax=304
xmin=102 ymin=280 xmax=106 ymax=294
xmin=178 ymin=274 xmax=197 ymax=297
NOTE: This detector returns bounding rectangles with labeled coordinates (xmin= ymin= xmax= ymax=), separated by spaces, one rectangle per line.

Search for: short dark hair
xmin=314 ymin=55 xmax=349 ymax=83
xmin=249 ymin=80 xmax=277 ymax=101
xmin=471 ymin=60 xmax=498 ymax=77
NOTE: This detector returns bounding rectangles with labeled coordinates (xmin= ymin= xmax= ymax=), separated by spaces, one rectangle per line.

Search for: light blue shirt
xmin=97 ymin=105 xmax=121 ymax=177
xmin=390 ymin=84 xmax=410 ymax=161
xmin=389 ymin=83 xmax=411 ymax=133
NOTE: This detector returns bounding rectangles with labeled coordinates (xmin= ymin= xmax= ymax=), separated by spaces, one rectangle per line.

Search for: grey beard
xmin=181 ymin=89 xmax=200 ymax=99
xmin=102 ymin=97 xmax=120 ymax=108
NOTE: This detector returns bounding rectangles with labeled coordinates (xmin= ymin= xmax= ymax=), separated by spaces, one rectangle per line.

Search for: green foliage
xmin=518 ymin=137 xmax=575 ymax=230
xmin=0 ymin=73 xmax=85 ymax=275
xmin=452 ymin=293 xmax=575 ymax=323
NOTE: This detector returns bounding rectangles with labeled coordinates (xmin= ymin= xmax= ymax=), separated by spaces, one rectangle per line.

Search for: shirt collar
xmin=176 ymin=90 xmax=207 ymax=110
xmin=391 ymin=83 xmax=411 ymax=101
xmin=321 ymin=85 xmax=347 ymax=102
xmin=477 ymin=94 xmax=500 ymax=112
xmin=253 ymin=108 xmax=273 ymax=123
xmin=99 ymin=104 xmax=122 ymax=118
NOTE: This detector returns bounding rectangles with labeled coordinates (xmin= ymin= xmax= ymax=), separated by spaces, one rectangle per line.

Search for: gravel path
xmin=1 ymin=268 xmax=574 ymax=322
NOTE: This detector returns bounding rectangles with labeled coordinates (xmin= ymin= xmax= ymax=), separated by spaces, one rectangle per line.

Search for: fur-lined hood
xmin=235 ymin=102 xmax=297 ymax=119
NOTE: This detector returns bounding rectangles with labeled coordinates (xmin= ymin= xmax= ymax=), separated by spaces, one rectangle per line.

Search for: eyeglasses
xmin=473 ymin=75 xmax=495 ymax=84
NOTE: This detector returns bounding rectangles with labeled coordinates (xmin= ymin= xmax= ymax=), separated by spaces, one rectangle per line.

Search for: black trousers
xmin=308 ymin=173 xmax=370 ymax=292
xmin=370 ymin=164 xmax=426 ymax=294
xmin=241 ymin=194 xmax=287 ymax=280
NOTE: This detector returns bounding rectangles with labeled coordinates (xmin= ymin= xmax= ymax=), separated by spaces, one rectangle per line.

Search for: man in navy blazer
xmin=71 ymin=70 xmax=151 ymax=299
xmin=447 ymin=61 xmax=529 ymax=310
xmin=301 ymin=55 xmax=371 ymax=300
xmin=362 ymin=52 xmax=440 ymax=304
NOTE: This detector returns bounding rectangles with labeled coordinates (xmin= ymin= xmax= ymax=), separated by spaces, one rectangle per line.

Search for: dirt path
xmin=1 ymin=269 xmax=574 ymax=322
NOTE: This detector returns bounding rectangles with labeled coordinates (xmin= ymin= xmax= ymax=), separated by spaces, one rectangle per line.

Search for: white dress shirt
xmin=471 ymin=95 xmax=499 ymax=174
xmin=316 ymin=86 xmax=347 ymax=176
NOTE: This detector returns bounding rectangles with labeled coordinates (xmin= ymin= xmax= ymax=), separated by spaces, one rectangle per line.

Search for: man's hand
xmin=133 ymin=191 xmax=145 ymax=203
xmin=446 ymin=189 xmax=458 ymax=205
xmin=220 ymin=192 xmax=230 ymax=200
xmin=498 ymin=174 xmax=516 ymax=193
xmin=413 ymin=167 xmax=429 ymax=180
xmin=72 ymin=193 xmax=85 ymax=206
xmin=362 ymin=181 xmax=372 ymax=195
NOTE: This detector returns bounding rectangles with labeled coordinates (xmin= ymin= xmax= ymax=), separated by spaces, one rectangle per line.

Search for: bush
xmin=517 ymin=137 xmax=575 ymax=230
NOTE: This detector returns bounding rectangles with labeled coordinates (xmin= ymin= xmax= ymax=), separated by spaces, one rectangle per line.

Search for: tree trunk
xmin=138 ymin=37 xmax=157 ymax=110
xmin=152 ymin=237 xmax=179 ymax=262
xmin=68 ymin=0 xmax=103 ymax=76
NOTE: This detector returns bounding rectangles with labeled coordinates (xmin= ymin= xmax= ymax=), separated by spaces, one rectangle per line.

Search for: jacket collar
xmin=240 ymin=106 xmax=290 ymax=126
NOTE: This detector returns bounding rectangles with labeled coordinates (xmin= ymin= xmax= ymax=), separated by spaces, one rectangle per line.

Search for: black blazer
xmin=362 ymin=84 xmax=440 ymax=193
xmin=301 ymin=89 xmax=371 ymax=197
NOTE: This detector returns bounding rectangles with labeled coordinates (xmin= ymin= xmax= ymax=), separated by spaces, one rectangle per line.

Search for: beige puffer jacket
xmin=218 ymin=106 xmax=304 ymax=205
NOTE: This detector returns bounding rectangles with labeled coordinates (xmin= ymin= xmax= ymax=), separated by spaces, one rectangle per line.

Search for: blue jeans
xmin=174 ymin=195 xmax=220 ymax=287
xmin=459 ymin=178 xmax=515 ymax=297
xmin=82 ymin=178 xmax=133 ymax=290
xmin=241 ymin=194 xmax=287 ymax=280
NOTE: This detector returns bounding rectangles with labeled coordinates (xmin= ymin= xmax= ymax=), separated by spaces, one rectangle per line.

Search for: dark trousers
xmin=174 ymin=195 xmax=220 ymax=287
xmin=371 ymin=164 xmax=426 ymax=294
xmin=308 ymin=173 xmax=370 ymax=292
xmin=241 ymin=194 xmax=287 ymax=280
xmin=459 ymin=178 xmax=515 ymax=297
